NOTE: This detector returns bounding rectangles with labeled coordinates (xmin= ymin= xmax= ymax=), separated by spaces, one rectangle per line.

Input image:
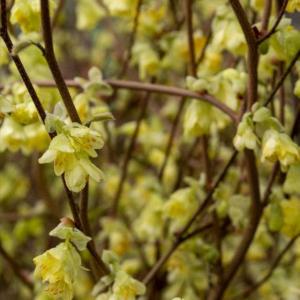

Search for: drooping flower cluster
xmin=39 ymin=117 xmax=105 ymax=192
xmin=33 ymin=219 xmax=91 ymax=300
xmin=234 ymin=106 xmax=300 ymax=170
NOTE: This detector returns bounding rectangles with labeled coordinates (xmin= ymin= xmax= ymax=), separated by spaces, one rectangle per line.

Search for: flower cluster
xmin=39 ymin=118 xmax=105 ymax=192
xmin=234 ymin=106 xmax=300 ymax=170
xmin=33 ymin=220 xmax=91 ymax=300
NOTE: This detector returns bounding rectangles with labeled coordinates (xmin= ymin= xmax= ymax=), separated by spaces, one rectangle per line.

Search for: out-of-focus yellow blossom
xmin=99 ymin=218 xmax=131 ymax=256
xmin=103 ymin=0 xmax=138 ymax=17
xmin=281 ymin=198 xmax=300 ymax=237
xmin=11 ymin=0 xmax=40 ymax=33
xmin=132 ymin=42 xmax=160 ymax=80
xmin=11 ymin=0 xmax=56 ymax=33
xmin=111 ymin=270 xmax=146 ymax=300
xmin=0 ymin=83 xmax=39 ymax=125
xmin=94 ymin=251 xmax=146 ymax=300
xmin=161 ymin=31 xmax=207 ymax=72
xmin=76 ymin=0 xmax=105 ymax=30
xmin=0 ymin=117 xmax=26 ymax=152
xmin=138 ymin=1 xmax=169 ymax=36
xmin=185 ymin=69 xmax=246 ymax=138
xmin=284 ymin=164 xmax=300 ymax=194
xmin=134 ymin=193 xmax=164 ymax=242
xmin=198 ymin=50 xmax=222 ymax=76
xmin=164 ymin=188 xmax=197 ymax=232
xmin=0 ymin=39 xmax=9 ymax=66
xmin=261 ymin=129 xmax=300 ymax=169
xmin=270 ymin=18 xmax=300 ymax=61
xmin=211 ymin=5 xmax=246 ymax=56
xmin=0 ymin=164 xmax=29 ymax=203
xmin=294 ymin=79 xmax=300 ymax=98
xmin=250 ymin=0 xmax=265 ymax=10
xmin=75 ymin=67 xmax=113 ymax=98
xmin=184 ymin=101 xmax=218 ymax=137
xmin=287 ymin=0 xmax=300 ymax=12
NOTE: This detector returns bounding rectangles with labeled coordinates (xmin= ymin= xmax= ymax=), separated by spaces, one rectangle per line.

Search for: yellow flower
xmin=281 ymin=198 xmax=300 ymax=237
xmin=287 ymin=0 xmax=300 ymax=12
xmin=76 ymin=0 xmax=105 ymax=30
xmin=103 ymin=0 xmax=138 ymax=17
xmin=112 ymin=271 xmax=146 ymax=300
xmin=33 ymin=243 xmax=82 ymax=300
xmin=261 ymin=129 xmax=300 ymax=169
xmin=38 ymin=133 xmax=103 ymax=192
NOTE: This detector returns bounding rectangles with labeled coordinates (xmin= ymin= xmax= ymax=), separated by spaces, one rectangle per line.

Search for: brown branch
xmin=80 ymin=183 xmax=92 ymax=236
xmin=261 ymin=0 xmax=272 ymax=33
xmin=40 ymin=0 xmax=81 ymax=123
xmin=143 ymin=222 xmax=212 ymax=285
xmin=230 ymin=0 xmax=258 ymax=110
xmin=278 ymin=62 xmax=286 ymax=124
xmin=1 ymin=0 xmax=107 ymax=278
xmin=158 ymin=97 xmax=186 ymax=181
xmin=0 ymin=0 xmax=46 ymax=123
xmin=258 ymin=0 xmax=288 ymax=44
xmin=19 ymin=79 xmax=238 ymax=121
xmin=184 ymin=0 xmax=211 ymax=187
xmin=208 ymin=2 xmax=261 ymax=299
xmin=119 ymin=0 xmax=143 ymax=77
xmin=0 ymin=242 xmax=34 ymax=290
xmin=185 ymin=0 xmax=197 ymax=76
xmin=52 ymin=0 xmax=65 ymax=29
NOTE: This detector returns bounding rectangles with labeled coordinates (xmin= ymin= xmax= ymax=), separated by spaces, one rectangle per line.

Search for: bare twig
xmin=258 ymin=0 xmax=288 ymax=44
xmin=208 ymin=1 xmax=261 ymax=299
xmin=264 ymin=50 xmax=300 ymax=106
xmin=236 ymin=234 xmax=300 ymax=299
xmin=0 ymin=242 xmax=34 ymax=290
xmin=17 ymin=79 xmax=238 ymax=121
xmin=158 ymin=97 xmax=186 ymax=181
xmin=119 ymin=0 xmax=143 ymax=77
xmin=143 ymin=150 xmax=238 ymax=285
xmin=261 ymin=0 xmax=272 ymax=33
xmin=52 ymin=0 xmax=65 ymax=29
xmin=40 ymin=0 xmax=81 ymax=123
xmin=111 ymin=88 xmax=152 ymax=215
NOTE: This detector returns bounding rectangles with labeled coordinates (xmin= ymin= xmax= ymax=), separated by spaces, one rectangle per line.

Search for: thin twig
xmin=40 ymin=0 xmax=81 ymax=123
xmin=208 ymin=1 xmax=261 ymax=298
xmin=184 ymin=0 xmax=211 ymax=187
xmin=119 ymin=0 xmax=143 ymax=77
xmin=143 ymin=222 xmax=212 ymax=285
xmin=261 ymin=0 xmax=272 ymax=33
xmin=158 ymin=97 xmax=186 ymax=181
xmin=236 ymin=234 xmax=300 ymax=299
xmin=258 ymin=0 xmax=288 ymax=44
xmin=16 ymin=79 xmax=237 ymax=121
xmin=0 ymin=242 xmax=34 ymax=290
xmin=111 ymin=87 xmax=152 ymax=215
xmin=143 ymin=150 xmax=238 ymax=285
xmin=51 ymin=0 xmax=65 ymax=29
xmin=264 ymin=50 xmax=300 ymax=106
